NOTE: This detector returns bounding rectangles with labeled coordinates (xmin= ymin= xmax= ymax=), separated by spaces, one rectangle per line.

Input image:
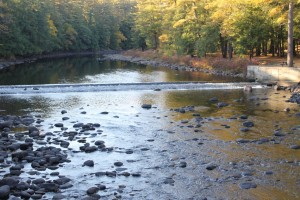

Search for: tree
xmin=287 ymin=1 xmax=294 ymax=67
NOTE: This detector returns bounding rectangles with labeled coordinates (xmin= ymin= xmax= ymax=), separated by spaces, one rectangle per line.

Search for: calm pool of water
xmin=0 ymin=56 xmax=244 ymax=85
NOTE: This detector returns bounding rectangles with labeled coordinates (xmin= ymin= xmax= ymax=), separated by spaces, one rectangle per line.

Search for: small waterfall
xmin=0 ymin=82 xmax=263 ymax=95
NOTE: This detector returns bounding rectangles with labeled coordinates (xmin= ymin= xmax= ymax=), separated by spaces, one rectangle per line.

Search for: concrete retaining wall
xmin=247 ymin=65 xmax=300 ymax=85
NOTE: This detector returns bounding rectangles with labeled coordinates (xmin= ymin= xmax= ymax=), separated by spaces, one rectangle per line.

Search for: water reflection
xmin=0 ymin=56 xmax=244 ymax=85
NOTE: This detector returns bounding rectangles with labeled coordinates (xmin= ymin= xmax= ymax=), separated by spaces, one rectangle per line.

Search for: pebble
xmin=83 ymin=160 xmax=94 ymax=167
xmin=239 ymin=182 xmax=257 ymax=189
xmin=290 ymin=145 xmax=300 ymax=150
xmin=206 ymin=164 xmax=217 ymax=171
xmin=141 ymin=104 xmax=152 ymax=109
xmin=114 ymin=162 xmax=123 ymax=167
xmin=87 ymin=187 xmax=99 ymax=195
xmin=243 ymin=121 xmax=254 ymax=127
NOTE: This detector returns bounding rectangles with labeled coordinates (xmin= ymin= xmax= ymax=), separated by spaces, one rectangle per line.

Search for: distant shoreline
xmin=102 ymin=53 xmax=246 ymax=78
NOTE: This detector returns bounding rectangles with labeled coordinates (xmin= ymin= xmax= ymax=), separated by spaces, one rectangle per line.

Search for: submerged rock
xmin=239 ymin=182 xmax=257 ymax=189
xmin=141 ymin=104 xmax=152 ymax=109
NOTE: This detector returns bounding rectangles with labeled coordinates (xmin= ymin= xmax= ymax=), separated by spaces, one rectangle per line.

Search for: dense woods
xmin=0 ymin=0 xmax=300 ymax=59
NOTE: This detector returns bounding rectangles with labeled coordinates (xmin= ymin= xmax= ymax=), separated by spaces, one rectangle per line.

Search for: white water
xmin=0 ymin=82 xmax=263 ymax=95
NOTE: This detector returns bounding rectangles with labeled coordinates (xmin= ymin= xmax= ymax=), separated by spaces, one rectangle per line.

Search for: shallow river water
xmin=0 ymin=56 xmax=299 ymax=200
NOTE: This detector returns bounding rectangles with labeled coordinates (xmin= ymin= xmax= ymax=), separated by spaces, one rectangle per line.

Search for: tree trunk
xmin=256 ymin=44 xmax=261 ymax=56
xmin=287 ymin=1 xmax=294 ymax=67
xmin=228 ymin=39 xmax=233 ymax=60
xmin=220 ymin=34 xmax=227 ymax=58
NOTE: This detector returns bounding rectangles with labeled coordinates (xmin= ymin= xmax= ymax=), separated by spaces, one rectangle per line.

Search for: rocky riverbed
xmin=102 ymin=54 xmax=245 ymax=78
xmin=0 ymin=88 xmax=299 ymax=200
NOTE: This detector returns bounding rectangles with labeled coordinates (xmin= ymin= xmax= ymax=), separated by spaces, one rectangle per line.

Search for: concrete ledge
xmin=247 ymin=65 xmax=300 ymax=85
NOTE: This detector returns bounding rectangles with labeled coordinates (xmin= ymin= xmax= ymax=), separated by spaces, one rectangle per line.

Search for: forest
xmin=0 ymin=0 xmax=299 ymax=59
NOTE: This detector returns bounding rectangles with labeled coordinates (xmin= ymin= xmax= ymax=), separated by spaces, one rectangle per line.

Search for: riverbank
xmin=102 ymin=50 xmax=258 ymax=78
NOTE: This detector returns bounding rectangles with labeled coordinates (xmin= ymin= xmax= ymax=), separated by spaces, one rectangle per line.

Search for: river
xmin=0 ymin=56 xmax=299 ymax=200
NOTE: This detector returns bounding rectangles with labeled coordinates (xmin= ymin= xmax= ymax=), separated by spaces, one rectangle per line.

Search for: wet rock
xmin=217 ymin=102 xmax=229 ymax=108
xmin=179 ymin=161 xmax=187 ymax=168
xmin=0 ymin=185 xmax=10 ymax=199
xmin=240 ymin=128 xmax=250 ymax=132
xmin=132 ymin=173 xmax=141 ymax=177
xmin=16 ymin=182 xmax=29 ymax=191
xmin=239 ymin=182 xmax=257 ymax=189
xmin=141 ymin=104 xmax=152 ymax=109
xmin=60 ymin=183 xmax=73 ymax=189
xmin=28 ymin=126 xmax=39 ymax=134
xmin=54 ymin=177 xmax=71 ymax=185
xmin=61 ymin=110 xmax=67 ymax=114
xmin=19 ymin=143 xmax=33 ymax=150
xmin=243 ymin=121 xmax=254 ymax=127
xmin=209 ymin=97 xmax=218 ymax=102
xmin=236 ymin=138 xmax=251 ymax=144
xmin=40 ymin=183 xmax=59 ymax=192
xmin=85 ymin=146 xmax=98 ymax=153
xmin=0 ymin=177 xmax=19 ymax=188
xmin=31 ymin=194 xmax=43 ymax=199
xmin=274 ymin=131 xmax=285 ymax=137
xmin=32 ymin=178 xmax=45 ymax=185
xmin=52 ymin=194 xmax=66 ymax=200
xmin=240 ymin=115 xmax=248 ymax=119
xmin=54 ymin=123 xmax=64 ymax=128
xmin=206 ymin=164 xmax=217 ymax=171
xmin=62 ymin=117 xmax=69 ymax=121
xmin=83 ymin=160 xmax=94 ymax=167
xmin=60 ymin=141 xmax=70 ymax=148
xmin=163 ymin=177 xmax=175 ymax=185
xmin=20 ymin=191 xmax=31 ymax=199
xmin=87 ymin=187 xmax=99 ymax=195
xmin=106 ymin=171 xmax=117 ymax=177
xmin=290 ymin=145 xmax=300 ymax=150
xmin=264 ymin=171 xmax=273 ymax=175
xmin=257 ymin=138 xmax=269 ymax=144
xmin=114 ymin=162 xmax=123 ymax=167
xmin=73 ymin=123 xmax=84 ymax=128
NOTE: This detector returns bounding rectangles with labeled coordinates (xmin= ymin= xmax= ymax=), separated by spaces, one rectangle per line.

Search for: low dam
xmin=247 ymin=65 xmax=300 ymax=85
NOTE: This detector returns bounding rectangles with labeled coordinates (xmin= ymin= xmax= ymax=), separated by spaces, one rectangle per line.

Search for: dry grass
xmin=123 ymin=49 xmax=258 ymax=74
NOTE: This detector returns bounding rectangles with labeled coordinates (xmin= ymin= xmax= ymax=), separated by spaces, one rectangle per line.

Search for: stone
xmin=52 ymin=194 xmax=66 ymax=200
xmin=206 ymin=164 xmax=217 ymax=171
xmin=179 ymin=161 xmax=187 ymax=168
xmin=239 ymin=182 xmax=257 ymax=189
xmin=114 ymin=162 xmax=123 ymax=167
xmin=40 ymin=183 xmax=59 ymax=192
xmin=61 ymin=110 xmax=67 ymax=114
xmin=290 ymin=145 xmax=300 ymax=150
xmin=243 ymin=121 xmax=254 ymax=127
xmin=83 ymin=160 xmax=94 ymax=167
xmin=87 ymin=187 xmax=99 ymax=195
xmin=217 ymin=102 xmax=229 ymax=108
xmin=141 ymin=104 xmax=152 ymax=109
xmin=0 ymin=185 xmax=10 ymax=199
xmin=209 ymin=97 xmax=218 ymax=102
xmin=236 ymin=138 xmax=251 ymax=143
xmin=54 ymin=177 xmax=71 ymax=185
xmin=54 ymin=123 xmax=64 ymax=128
xmin=0 ymin=177 xmax=19 ymax=188
xmin=32 ymin=178 xmax=45 ymax=185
